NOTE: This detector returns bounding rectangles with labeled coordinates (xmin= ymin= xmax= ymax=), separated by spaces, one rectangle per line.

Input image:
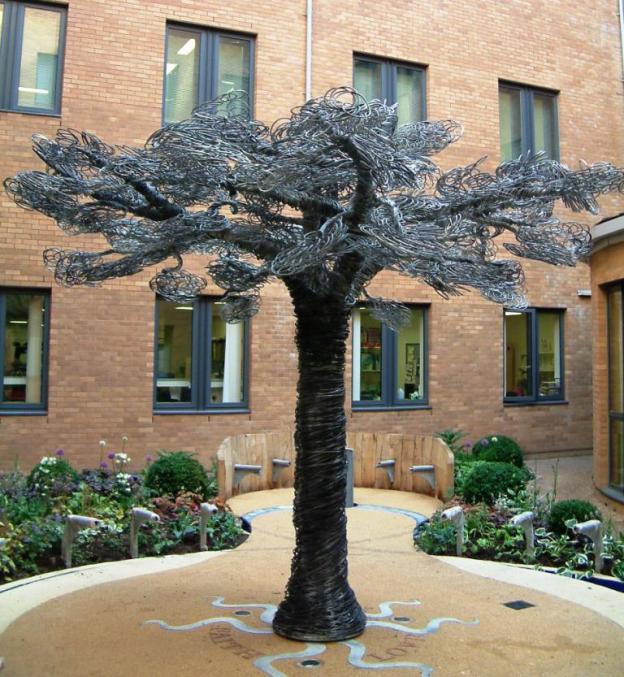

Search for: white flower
xmin=99 ymin=440 xmax=106 ymax=448
xmin=491 ymin=436 xmax=498 ymax=442
xmin=114 ymin=453 xmax=131 ymax=465
xmin=121 ymin=436 xmax=128 ymax=443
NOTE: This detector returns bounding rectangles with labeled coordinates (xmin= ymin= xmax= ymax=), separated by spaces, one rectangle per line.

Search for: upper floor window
xmin=154 ymin=297 xmax=248 ymax=412
xmin=352 ymin=306 xmax=427 ymax=408
xmin=0 ymin=1 xmax=66 ymax=114
xmin=354 ymin=55 xmax=425 ymax=125
xmin=504 ymin=308 xmax=564 ymax=403
xmin=0 ymin=289 xmax=49 ymax=411
xmin=164 ymin=24 xmax=253 ymax=123
xmin=499 ymin=82 xmax=558 ymax=161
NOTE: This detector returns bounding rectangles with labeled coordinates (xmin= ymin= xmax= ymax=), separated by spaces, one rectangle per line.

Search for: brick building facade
xmin=1 ymin=0 xmax=624 ymax=472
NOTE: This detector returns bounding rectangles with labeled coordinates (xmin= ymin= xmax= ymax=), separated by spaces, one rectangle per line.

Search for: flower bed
xmin=0 ymin=449 xmax=247 ymax=583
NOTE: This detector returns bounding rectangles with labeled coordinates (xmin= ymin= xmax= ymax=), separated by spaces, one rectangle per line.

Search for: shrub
xmin=27 ymin=455 xmax=79 ymax=496
xmin=547 ymin=499 xmax=602 ymax=535
xmin=143 ymin=451 xmax=213 ymax=499
xmin=472 ymin=435 xmax=524 ymax=467
xmin=461 ymin=461 xmax=527 ymax=505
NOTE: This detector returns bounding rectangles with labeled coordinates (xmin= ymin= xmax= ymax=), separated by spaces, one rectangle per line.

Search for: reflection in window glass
xmin=537 ymin=312 xmax=562 ymax=398
xmin=396 ymin=66 xmax=422 ymax=125
xmin=533 ymin=93 xmax=556 ymax=159
xmin=499 ymin=87 xmax=522 ymax=161
xmin=353 ymin=309 xmax=382 ymax=401
xmin=609 ymin=419 xmax=624 ymax=491
xmin=608 ymin=287 xmax=623 ymax=413
xmin=212 ymin=309 xmax=244 ymax=404
xmin=354 ymin=60 xmax=382 ymax=102
xmin=17 ymin=7 xmax=61 ymax=110
xmin=164 ymin=28 xmax=200 ymax=123
xmin=0 ymin=5 xmax=4 ymax=43
xmin=395 ymin=308 xmax=424 ymax=401
xmin=504 ymin=311 xmax=533 ymax=397
xmin=156 ymin=300 xmax=193 ymax=403
xmin=3 ymin=293 xmax=45 ymax=404
xmin=217 ymin=36 xmax=250 ymax=115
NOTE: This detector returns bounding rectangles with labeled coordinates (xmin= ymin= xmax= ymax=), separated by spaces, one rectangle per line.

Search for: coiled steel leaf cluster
xmin=5 ymin=87 xmax=623 ymax=327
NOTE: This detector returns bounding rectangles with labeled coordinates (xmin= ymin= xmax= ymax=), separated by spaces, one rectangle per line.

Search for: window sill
xmin=351 ymin=405 xmax=431 ymax=413
xmin=153 ymin=408 xmax=250 ymax=416
xmin=0 ymin=108 xmax=61 ymax=118
xmin=599 ymin=486 xmax=624 ymax=505
xmin=0 ymin=409 xmax=47 ymax=416
xmin=504 ymin=400 xmax=569 ymax=407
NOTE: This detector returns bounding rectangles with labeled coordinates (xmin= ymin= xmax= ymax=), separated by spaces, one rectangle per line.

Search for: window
xmin=0 ymin=1 xmax=66 ymax=114
xmin=164 ymin=24 xmax=253 ymax=123
xmin=154 ymin=297 xmax=248 ymax=412
xmin=352 ymin=307 xmax=427 ymax=408
xmin=504 ymin=309 xmax=564 ymax=403
xmin=0 ymin=289 xmax=49 ymax=411
xmin=606 ymin=284 xmax=624 ymax=493
xmin=354 ymin=55 xmax=425 ymax=125
xmin=499 ymin=82 xmax=558 ymax=161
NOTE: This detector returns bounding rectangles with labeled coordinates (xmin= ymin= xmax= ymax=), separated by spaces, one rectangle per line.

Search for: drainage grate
xmin=234 ymin=610 xmax=251 ymax=616
xmin=503 ymin=600 xmax=536 ymax=610
xmin=392 ymin=616 xmax=412 ymax=623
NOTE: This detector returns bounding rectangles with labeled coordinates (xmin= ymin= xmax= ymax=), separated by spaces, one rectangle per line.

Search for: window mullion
xmin=0 ymin=292 xmax=5 ymax=404
xmin=191 ymin=300 xmax=204 ymax=410
xmin=530 ymin=309 xmax=539 ymax=399
xmin=198 ymin=30 xmax=210 ymax=106
xmin=523 ymin=89 xmax=535 ymax=154
xmin=385 ymin=62 xmax=395 ymax=105
xmin=204 ymin=300 xmax=213 ymax=409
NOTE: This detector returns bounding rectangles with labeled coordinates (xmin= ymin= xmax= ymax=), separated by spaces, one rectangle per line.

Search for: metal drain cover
xmin=503 ymin=600 xmax=536 ymax=610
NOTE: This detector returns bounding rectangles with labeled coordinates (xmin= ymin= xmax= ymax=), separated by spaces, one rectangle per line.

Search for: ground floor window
xmin=607 ymin=284 xmax=624 ymax=492
xmin=0 ymin=289 xmax=49 ymax=411
xmin=352 ymin=306 xmax=427 ymax=408
xmin=504 ymin=308 xmax=564 ymax=402
xmin=154 ymin=297 xmax=247 ymax=411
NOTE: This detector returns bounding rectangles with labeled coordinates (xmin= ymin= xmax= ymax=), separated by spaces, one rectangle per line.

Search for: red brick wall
xmin=1 ymin=0 xmax=624 ymax=471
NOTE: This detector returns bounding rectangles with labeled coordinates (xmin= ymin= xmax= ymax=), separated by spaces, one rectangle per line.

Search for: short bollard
xmin=62 ymin=515 xmax=101 ymax=568
xmin=573 ymin=519 xmax=604 ymax=573
xmin=130 ymin=508 xmax=160 ymax=559
xmin=510 ymin=511 xmax=535 ymax=558
xmin=441 ymin=506 xmax=464 ymax=557
xmin=199 ymin=502 xmax=218 ymax=551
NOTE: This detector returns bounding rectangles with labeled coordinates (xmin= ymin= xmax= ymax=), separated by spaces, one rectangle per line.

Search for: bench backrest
xmin=216 ymin=431 xmax=454 ymax=499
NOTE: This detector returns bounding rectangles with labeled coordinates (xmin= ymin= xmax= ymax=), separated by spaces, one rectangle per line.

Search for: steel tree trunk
xmin=272 ymin=287 xmax=366 ymax=642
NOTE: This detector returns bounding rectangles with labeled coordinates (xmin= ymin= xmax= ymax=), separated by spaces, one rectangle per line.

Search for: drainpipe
xmin=305 ymin=0 xmax=313 ymax=100
xmin=619 ymin=0 xmax=624 ymax=83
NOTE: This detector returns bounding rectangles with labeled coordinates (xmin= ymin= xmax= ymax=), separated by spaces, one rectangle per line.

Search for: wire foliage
xmin=6 ymin=87 xmax=621 ymax=320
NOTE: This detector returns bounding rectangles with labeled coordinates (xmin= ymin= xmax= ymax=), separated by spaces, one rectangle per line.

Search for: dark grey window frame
xmin=352 ymin=305 xmax=429 ymax=410
xmin=499 ymin=81 xmax=559 ymax=160
xmin=605 ymin=281 xmax=624 ymax=496
xmin=353 ymin=53 xmax=426 ymax=121
xmin=503 ymin=307 xmax=565 ymax=405
xmin=0 ymin=0 xmax=66 ymax=115
xmin=162 ymin=22 xmax=255 ymax=124
xmin=153 ymin=296 xmax=250 ymax=414
xmin=0 ymin=288 xmax=50 ymax=414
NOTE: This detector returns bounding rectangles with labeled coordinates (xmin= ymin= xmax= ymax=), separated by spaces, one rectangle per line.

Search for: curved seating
xmin=216 ymin=431 xmax=454 ymax=500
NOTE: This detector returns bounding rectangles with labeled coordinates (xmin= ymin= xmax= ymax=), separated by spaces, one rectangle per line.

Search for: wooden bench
xmin=216 ymin=432 xmax=454 ymax=500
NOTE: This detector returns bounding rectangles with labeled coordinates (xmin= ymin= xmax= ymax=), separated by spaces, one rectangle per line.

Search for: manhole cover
xmin=503 ymin=600 xmax=536 ymax=610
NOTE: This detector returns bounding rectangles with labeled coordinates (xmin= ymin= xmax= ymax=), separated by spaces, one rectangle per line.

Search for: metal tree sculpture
xmin=5 ymin=88 xmax=623 ymax=641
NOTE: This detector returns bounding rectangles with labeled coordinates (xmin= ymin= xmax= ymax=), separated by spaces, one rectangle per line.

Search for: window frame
xmin=605 ymin=282 xmax=624 ymax=495
xmin=0 ymin=0 xmax=67 ymax=115
xmin=353 ymin=53 xmax=426 ymax=122
xmin=503 ymin=307 xmax=565 ymax=405
xmin=499 ymin=81 xmax=559 ymax=161
xmin=0 ymin=288 xmax=50 ymax=414
xmin=153 ymin=296 xmax=250 ymax=414
xmin=162 ymin=22 xmax=255 ymax=124
xmin=351 ymin=305 xmax=429 ymax=410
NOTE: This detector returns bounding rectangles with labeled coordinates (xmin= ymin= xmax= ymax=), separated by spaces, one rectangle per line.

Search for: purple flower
xmin=107 ymin=452 xmax=115 ymax=460
xmin=481 ymin=438 xmax=489 ymax=447
xmin=55 ymin=448 xmax=65 ymax=457
xmin=100 ymin=462 xmax=108 ymax=469
xmin=463 ymin=441 xmax=472 ymax=450
xmin=146 ymin=455 xmax=153 ymax=463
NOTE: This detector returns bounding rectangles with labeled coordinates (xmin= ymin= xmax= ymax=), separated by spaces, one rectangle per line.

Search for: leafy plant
xmin=143 ymin=451 xmax=213 ymax=499
xmin=472 ymin=435 xmax=524 ymax=467
xmin=547 ymin=499 xmax=602 ymax=536
xmin=436 ymin=429 xmax=467 ymax=456
xmin=205 ymin=512 xmax=247 ymax=550
xmin=27 ymin=455 xmax=79 ymax=497
xmin=461 ymin=461 xmax=528 ymax=505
